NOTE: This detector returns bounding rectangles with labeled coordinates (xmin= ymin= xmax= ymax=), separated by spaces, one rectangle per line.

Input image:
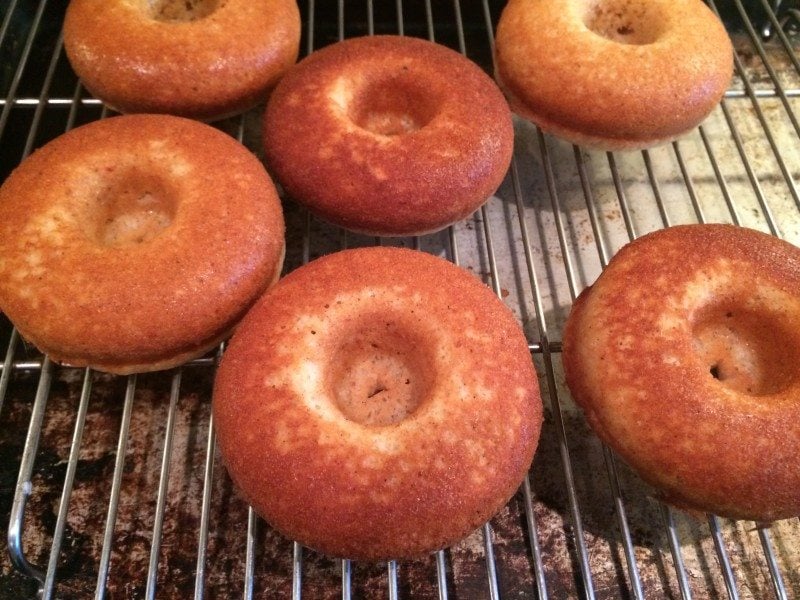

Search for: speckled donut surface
xmin=0 ymin=114 xmax=285 ymax=374
xmin=263 ymin=35 xmax=514 ymax=236
xmin=495 ymin=0 xmax=733 ymax=150
xmin=212 ymin=247 xmax=542 ymax=560
xmin=64 ymin=0 xmax=301 ymax=120
xmin=562 ymin=224 xmax=800 ymax=521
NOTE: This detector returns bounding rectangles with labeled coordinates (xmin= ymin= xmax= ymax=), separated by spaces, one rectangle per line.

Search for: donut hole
xmin=89 ymin=168 xmax=177 ymax=246
xmin=348 ymin=75 xmax=439 ymax=136
xmin=149 ymin=0 xmax=221 ymax=22
xmin=692 ymin=304 xmax=800 ymax=396
xmin=582 ymin=0 xmax=665 ymax=45
xmin=329 ymin=316 xmax=436 ymax=426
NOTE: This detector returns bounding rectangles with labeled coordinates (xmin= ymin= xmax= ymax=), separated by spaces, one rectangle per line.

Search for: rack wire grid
xmin=1 ymin=0 xmax=799 ymax=598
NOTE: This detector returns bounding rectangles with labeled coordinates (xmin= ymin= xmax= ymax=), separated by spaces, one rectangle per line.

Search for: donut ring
xmin=213 ymin=247 xmax=542 ymax=560
xmin=0 ymin=115 xmax=285 ymax=374
xmin=64 ymin=0 xmax=301 ymax=121
xmin=263 ymin=35 xmax=514 ymax=236
xmin=495 ymin=0 xmax=733 ymax=150
xmin=562 ymin=224 xmax=800 ymax=521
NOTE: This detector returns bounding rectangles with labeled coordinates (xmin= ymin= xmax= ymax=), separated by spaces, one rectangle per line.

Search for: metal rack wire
xmin=0 ymin=0 xmax=798 ymax=598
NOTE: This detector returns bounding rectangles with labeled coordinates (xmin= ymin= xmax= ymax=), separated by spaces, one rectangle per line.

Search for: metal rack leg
xmin=7 ymin=357 xmax=54 ymax=589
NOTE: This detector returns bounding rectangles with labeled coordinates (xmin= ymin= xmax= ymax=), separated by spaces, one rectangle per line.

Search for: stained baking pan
xmin=1 ymin=0 xmax=799 ymax=598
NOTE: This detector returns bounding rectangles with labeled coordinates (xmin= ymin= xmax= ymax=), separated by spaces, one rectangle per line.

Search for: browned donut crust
xmin=0 ymin=115 xmax=285 ymax=374
xmin=64 ymin=0 xmax=300 ymax=121
xmin=213 ymin=247 xmax=542 ymax=560
xmin=495 ymin=0 xmax=733 ymax=150
xmin=263 ymin=35 xmax=514 ymax=236
xmin=562 ymin=224 xmax=800 ymax=521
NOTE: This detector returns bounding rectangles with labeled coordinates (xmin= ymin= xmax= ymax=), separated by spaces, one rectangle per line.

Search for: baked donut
xmin=213 ymin=247 xmax=542 ymax=560
xmin=63 ymin=0 xmax=301 ymax=121
xmin=494 ymin=0 xmax=733 ymax=150
xmin=0 ymin=114 xmax=285 ymax=374
xmin=562 ymin=224 xmax=800 ymax=521
xmin=263 ymin=35 xmax=514 ymax=236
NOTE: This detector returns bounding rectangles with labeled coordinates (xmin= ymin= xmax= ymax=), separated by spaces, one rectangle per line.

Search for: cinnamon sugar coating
xmin=0 ymin=115 xmax=285 ymax=374
xmin=563 ymin=224 xmax=800 ymax=521
xmin=263 ymin=35 xmax=514 ymax=236
xmin=213 ymin=247 xmax=542 ymax=560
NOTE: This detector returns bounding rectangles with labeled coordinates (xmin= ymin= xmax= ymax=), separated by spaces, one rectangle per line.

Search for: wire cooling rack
xmin=1 ymin=0 xmax=799 ymax=598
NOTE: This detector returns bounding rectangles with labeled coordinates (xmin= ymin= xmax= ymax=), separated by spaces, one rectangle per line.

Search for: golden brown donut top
xmin=263 ymin=35 xmax=514 ymax=236
xmin=495 ymin=0 xmax=733 ymax=149
xmin=562 ymin=224 xmax=800 ymax=521
xmin=213 ymin=247 xmax=542 ymax=560
xmin=0 ymin=114 xmax=285 ymax=374
xmin=64 ymin=0 xmax=301 ymax=120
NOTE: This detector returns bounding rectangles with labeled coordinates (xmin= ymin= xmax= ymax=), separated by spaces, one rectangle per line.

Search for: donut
xmin=562 ymin=224 xmax=800 ymax=521
xmin=262 ymin=35 xmax=514 ymax=236
xmin=494 ymin=0 xmax=733 ymax=150
xmin=0 ymin=114 xmax=285 ymax=374
xmin=63 ymin=0 xmax=301 ymax=121
xmin=212 ymin=247 xmax=542 ymax=560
